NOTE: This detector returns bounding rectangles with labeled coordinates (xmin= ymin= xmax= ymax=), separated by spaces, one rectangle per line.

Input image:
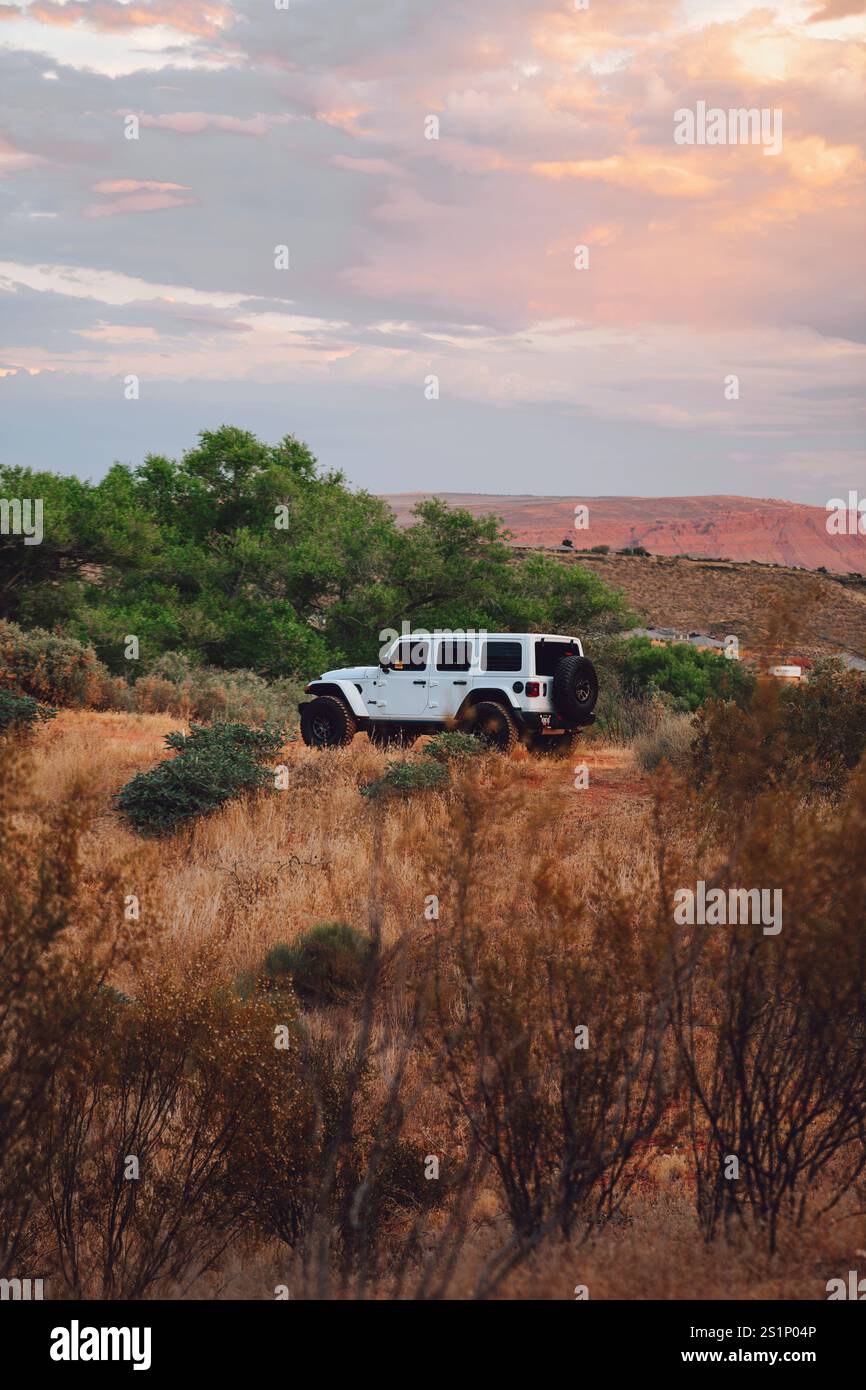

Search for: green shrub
xmin=97 ymin=983 xmax=133 ymax=1008
xmin=0 ymin=689 xmax=57 ymax=735
xmin=261 ymin=942 xmax=295 ymax=989
xmin=615 ymin=636 xmax=755 ymax=713
xmin=354 ymin=1137 xmax=446 ymax=1226
xmin=117 ymin=747 xmax=269 ymax=835
xmin=117 ymin=720 xmax=285 ymax=834
xmin=588 ymin=641 xmax=669 ymax=742
xmin=265 ymin=923 xmax=374 ymax=1005
xmin=361 ymin=759 xmax=451 ymax=800
xmin=163 ymin=720 xmax=285 ymax=760
xmin=422 ymin=731 xmax=485 ymax=764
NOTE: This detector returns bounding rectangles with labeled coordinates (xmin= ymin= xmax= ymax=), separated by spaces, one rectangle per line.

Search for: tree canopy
xmin=1 ymin=426 xmax=633 ymax=677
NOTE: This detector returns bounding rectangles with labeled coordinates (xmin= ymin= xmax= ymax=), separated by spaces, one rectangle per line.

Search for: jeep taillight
xmin=525 ymin=681 xmax=540 ymax=697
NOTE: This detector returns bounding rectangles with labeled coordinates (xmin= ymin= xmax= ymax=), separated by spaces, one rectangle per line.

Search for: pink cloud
xmin=0 ymin=133 xmax=41 ymax=176
xmin=92 ymin=179 xmax=189 ymax=194
xmin=331 ymin=156 xmax=405 ymax=177
xmin=315 ymin=109 xmax=371 ymax=137
xmin=530 ymin=151 xmax=720 ymax=198
xmin=85 ymin=185 xmax=195 ymax=218
xmin=26 ymin=0 xmax=235 ymax=39
xmin=325 ymin=3 xmax=866 ymax=343
xmin=139 ymin=113 xmax=273 ymax=137
xmin=807 ymin=0 xmax=866 ymax=19
xmin=74 ymin=324 xmax=159 ymax=342
xmin=2 ymin=0 xmax=863 ymax=474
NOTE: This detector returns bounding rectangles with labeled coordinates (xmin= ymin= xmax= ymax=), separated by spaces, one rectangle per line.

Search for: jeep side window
xmin=389 ymin=640 xmax=429 ymax=671
xmin=436 ymin=638 xmax=472 ymax=672
xmin=481 ymin=640 xmax=523 ymax=673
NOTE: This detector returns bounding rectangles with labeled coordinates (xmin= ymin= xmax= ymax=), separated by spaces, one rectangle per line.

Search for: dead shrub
xmin=634 ymin=711 xmax=695 ymax=773
xmin=0 ymin=747 xmax=144 ymax=1278
xmin=422 ymin=767 xmax=674 ymax=1296
xmin=663 ymin=754 xmax=866 ymax=1252
xmin=41 ymin=972 xmax=310 ymax=1298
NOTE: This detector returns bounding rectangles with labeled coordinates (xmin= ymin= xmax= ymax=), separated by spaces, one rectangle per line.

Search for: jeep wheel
xmin=461 ymin=700 xmax=518 ymax=753
xmin=301 ymin=695 xmax=357 ymax=748
xmin=552 ymin=655 xmax=599 ymax=724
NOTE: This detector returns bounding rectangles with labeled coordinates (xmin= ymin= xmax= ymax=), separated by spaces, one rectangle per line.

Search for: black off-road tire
xmin=460 ymin=700 xmax=519 ymax=753
xmin=552 ymin=655 xmax=599 ymax=724
xmin=301 ymin=695 xmax=357 ymax=749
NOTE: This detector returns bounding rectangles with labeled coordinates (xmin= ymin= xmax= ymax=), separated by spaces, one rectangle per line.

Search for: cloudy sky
xmin=0 ymin=0 xmax=863 ymax=500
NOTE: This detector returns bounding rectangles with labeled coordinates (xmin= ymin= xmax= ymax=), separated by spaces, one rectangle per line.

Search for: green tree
xmin=616 ymin=636 xmax=754 ymax=711
xmin=2 ymin=427 xmax=631 ymax=680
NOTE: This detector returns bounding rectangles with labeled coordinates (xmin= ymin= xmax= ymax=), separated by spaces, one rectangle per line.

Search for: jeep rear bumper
xmin=519 ymin=710 xmax=596 ymax=732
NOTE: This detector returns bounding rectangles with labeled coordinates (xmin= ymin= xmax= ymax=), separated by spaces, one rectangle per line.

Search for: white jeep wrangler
xmin=299 ymin=633 xmax=598 ymax=754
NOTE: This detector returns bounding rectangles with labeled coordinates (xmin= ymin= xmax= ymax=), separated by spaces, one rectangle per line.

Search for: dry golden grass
xmin=208 ymin=1177 xmax=865 ymax=1302
xmin=12 ymin=708 xmax=863 ymax=1301
xmin=490 ymin=1184 xmax=865 ymax=1301
xmin=29 ymin=712 xmax=655 ymax=988
xmin=28 ymin=709 xmax=184 ymax=806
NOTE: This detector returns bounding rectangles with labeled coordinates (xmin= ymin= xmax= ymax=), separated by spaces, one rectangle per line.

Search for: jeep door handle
xmin=413 ymin=679 xmax=426 ymax=685
xmin=453 ymin=680 xmax=467 ymax=685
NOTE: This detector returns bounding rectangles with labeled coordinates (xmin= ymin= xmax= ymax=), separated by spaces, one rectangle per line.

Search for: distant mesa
xmin=380 ymin=493 xmax=866 ymax=575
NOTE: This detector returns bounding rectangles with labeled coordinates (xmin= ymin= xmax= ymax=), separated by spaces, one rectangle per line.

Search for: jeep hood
xmin=318 ymin=665 xmax=376 ymax=682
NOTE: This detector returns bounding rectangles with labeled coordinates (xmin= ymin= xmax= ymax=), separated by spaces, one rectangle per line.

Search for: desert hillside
xmin=383 ymin=493 xmax=866 ymax=575
xmin=537 ymin=550 xmax=866 ymax=662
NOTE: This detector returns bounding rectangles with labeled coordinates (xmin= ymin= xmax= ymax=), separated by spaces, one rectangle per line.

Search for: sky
xmin=0 ymin=0 xmax=863 ymax=502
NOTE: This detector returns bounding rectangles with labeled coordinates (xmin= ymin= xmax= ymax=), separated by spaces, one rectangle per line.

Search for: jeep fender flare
xmin=455 ymin=687 xmax=523 ymax=722
xmin=304 ymin=680 xmax=368 ymax=719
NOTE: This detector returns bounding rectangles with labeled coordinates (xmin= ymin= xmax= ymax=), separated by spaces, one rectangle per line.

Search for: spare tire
xmin=552 ymin=655 xmax=598 ymax=723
